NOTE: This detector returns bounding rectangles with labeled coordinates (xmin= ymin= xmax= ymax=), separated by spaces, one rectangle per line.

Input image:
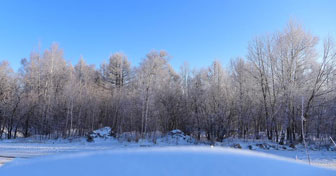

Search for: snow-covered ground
xmin=219 ymin=139 xmax=336 ymax=169
xmin=0 ymin=147 xmax=335 ymax=176
xmin=0 ymin=128 xmax=335 ymax=175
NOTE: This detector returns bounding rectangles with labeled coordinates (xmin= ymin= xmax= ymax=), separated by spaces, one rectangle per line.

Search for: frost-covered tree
xmin=0 ymin=20 xmax=335 ymax=145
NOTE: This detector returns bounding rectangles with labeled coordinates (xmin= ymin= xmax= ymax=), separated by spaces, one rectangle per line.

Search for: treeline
xmin=0 ymin=21 xmax=336 ymax=144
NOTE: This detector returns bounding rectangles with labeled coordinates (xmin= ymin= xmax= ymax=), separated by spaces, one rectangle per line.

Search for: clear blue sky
xmin=0 ymin=0 xmax=335 ymax=71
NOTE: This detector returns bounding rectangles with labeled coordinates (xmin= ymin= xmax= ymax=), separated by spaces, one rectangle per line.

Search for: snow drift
xmin=0 ymin=147 xmax=334 ymax=176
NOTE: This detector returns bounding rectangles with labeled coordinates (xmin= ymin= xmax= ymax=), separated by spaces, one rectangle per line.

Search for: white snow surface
xmin=0 ymin=128 xmax=335 ymax=175
xmin=0 ymin=147 xmax=335 ymax=176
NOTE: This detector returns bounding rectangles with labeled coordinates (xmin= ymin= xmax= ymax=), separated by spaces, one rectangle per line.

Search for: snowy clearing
xmin=0 ymin=128 xmax=335 ymax=175
xmin=0 ymin=147 xmax=335 ymax=176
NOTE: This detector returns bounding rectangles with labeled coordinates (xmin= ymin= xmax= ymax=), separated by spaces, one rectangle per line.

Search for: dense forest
xmin=0 ymin=21 xmax=335 ymax=145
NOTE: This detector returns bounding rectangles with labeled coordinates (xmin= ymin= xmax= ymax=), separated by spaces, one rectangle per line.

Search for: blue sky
xmin=0 ymin=0 xmax=335 ymax=71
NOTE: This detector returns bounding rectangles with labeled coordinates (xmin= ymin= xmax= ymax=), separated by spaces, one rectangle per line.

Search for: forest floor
xmin=0 ymin=127 xmax=335 ymax=174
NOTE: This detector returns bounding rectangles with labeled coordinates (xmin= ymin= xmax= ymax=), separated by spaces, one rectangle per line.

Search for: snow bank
xmin=0 ymin=147 xmax=335 ymax=176
xmin=155 ymin=129 xmax=195 ymax=145
xmin=91 ymin=127 xmax=112 ymax=137
xmin=87 ymin=127 xmax=113 ymax=142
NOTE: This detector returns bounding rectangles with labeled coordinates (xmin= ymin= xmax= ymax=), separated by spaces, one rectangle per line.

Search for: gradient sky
xmin=0 ymin=0 xmax=335 ymax=71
